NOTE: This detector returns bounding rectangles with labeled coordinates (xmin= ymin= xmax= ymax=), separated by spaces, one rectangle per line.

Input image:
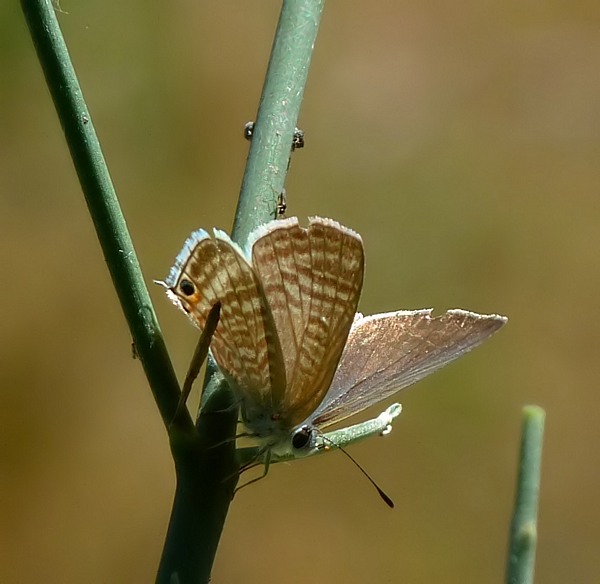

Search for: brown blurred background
xmin=2 ymin=1 xmax=599 ymax=582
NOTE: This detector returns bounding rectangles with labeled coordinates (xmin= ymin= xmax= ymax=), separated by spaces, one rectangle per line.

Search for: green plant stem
xmin=506 ymin=405 xmax=545 ymax=584
xmin=20 ymin=0 xmax=190 ymax=433
xmin=160 ymin=373 xmax=237 ymax=584
xmin=232 ymin=0 xmax=325 ymax=244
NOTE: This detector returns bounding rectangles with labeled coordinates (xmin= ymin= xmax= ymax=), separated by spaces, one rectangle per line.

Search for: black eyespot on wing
xmin=179 ymin=279 xmax=195 ymax=296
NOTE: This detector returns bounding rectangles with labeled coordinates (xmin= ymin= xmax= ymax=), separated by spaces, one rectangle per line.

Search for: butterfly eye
xmin=179 ymin=279 xmax=196 ymax=296
xmin=291 ymin=426 xmax=313 ymax=450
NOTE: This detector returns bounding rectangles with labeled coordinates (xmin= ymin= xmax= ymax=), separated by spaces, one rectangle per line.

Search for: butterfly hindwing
xmin=310 ymin=309 xmax=507 ymax=429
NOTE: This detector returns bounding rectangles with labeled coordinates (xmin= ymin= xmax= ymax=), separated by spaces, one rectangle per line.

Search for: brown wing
xmin=249 ymin=217 xmax=364 ymax=427
xmin=310 ymin=309 xmax=507 ymax=429
xmin=163 ymin=229 xmax=286 ymax=410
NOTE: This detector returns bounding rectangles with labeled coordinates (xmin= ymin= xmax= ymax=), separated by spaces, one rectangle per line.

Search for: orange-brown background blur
xmin=2 ymin=1 xmax=599 ymax=582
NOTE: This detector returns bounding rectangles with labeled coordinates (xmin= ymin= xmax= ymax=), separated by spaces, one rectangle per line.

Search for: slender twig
xmin=506 ymin=405 xmax=545 ymax=584
xmin=232 ymin=0 xmax=325 ymax=244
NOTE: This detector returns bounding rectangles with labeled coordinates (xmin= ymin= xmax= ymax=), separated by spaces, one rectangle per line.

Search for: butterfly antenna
xmin=322 ymin=434 xmax=394 ymax=509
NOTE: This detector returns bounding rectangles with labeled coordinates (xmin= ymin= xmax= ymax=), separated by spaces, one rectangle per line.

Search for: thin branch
xmin=232 ymin=0 xmax=325 ymax=244
xmin=171 ymin=302 xmax=221 ymax=425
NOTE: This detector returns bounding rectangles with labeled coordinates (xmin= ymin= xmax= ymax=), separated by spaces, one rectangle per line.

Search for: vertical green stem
xmin=159 ymin=374 xmax=237 ymax=584
xmin=232 ymin=0 xmax=325 ymax=244
xmin=506 ymin=405 xmax=545 ymax=584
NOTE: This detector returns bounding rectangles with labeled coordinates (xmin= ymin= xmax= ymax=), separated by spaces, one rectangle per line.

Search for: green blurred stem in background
xmin=21 ymin=0 xmax=324 ymax=582
xmin=506 ymin=405 xmax=545 ymax=584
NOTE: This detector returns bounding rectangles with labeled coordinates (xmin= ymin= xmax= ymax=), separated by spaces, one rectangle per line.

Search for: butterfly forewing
xmin=310 ymin=309 xmax=507 ymax=429
xmin=250 ymin=217 xmax=364 ymax=427
xmin=164 ymin=230 xmax=285 ymax=410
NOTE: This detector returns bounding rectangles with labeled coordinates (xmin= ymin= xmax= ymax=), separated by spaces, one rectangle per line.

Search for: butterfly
xmin=162 ymin=216 xmax=507 ymax=467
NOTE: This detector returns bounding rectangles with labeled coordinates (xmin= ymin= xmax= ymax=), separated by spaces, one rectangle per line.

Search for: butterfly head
xmin=257 ymin=423 xmax=326 ymax=459
xmin=239 ymin=401 xmax=323 ymax=457
xmin=290 ymin=424 xmax=330 ymax=456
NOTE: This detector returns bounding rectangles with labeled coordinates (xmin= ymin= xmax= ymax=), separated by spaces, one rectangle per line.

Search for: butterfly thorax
xmin=238 ymin=399 xmax=321 ymax=457
xmin=240 ymin=402 xmax=289 ymax=441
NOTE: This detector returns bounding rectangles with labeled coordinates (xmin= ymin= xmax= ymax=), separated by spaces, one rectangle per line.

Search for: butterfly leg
xmin=199 ymin=395 xmax=243 ymax=417
xmin=207 ymin=425 xmax=252 ymax=450
xmin=232 ymin=447 xmax=272 ymax=497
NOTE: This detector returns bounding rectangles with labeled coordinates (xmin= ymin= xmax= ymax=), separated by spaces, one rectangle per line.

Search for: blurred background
xmin=1 ymin=1 xmax=599 ymax=582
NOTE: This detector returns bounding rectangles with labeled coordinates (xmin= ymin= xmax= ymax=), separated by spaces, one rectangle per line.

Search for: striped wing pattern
xmin=164 ymin=229 xmax=285 ymax=412
xmin=164 ymin=218 xmax=507 ymax=448
xmin=250 ymin=217 xmax=364 ymax=427
xmin=310 ymin=309 xmax=507 ymax=429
